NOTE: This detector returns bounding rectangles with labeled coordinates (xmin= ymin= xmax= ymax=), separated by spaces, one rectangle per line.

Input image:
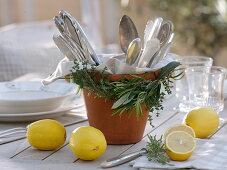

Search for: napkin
xmin=130 ymin=139 xmax=227 ymax=170
xmin=42 ymin=53 xmax=176 ymax=85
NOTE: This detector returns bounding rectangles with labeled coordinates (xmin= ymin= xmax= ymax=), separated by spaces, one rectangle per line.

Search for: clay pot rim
xmin=89 ymin=70 xmax=160 ymax=76
xmin=89 ymin=70 xmax=160 ymax=82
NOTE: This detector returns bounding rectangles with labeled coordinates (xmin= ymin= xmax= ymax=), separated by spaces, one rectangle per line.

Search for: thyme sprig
xmin=71 ymin=61 xmax=181 ymax=126
xmin=145 ymin=135 xmax=170 ymax=164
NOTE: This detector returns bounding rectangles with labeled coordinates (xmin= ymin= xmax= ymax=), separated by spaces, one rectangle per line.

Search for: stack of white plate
xmin=0 ymin=81 xmax=83 ymax=122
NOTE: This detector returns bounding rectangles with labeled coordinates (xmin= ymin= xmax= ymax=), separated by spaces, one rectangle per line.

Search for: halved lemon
xmin=165 ymin=131 xmax=196 ymax=161
xmin=163 ymin=124 xmax=195 ymax=140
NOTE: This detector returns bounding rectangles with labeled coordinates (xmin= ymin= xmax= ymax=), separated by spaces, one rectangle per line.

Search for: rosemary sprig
xmin=71 ymin=61 xmax=181 ymax=126
xmin=145 ymin=135 xmax=170 ymax=164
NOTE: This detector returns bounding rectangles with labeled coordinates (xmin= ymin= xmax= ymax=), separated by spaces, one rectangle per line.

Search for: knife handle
xmin=100 ymin=148 xmax=147 ymax=168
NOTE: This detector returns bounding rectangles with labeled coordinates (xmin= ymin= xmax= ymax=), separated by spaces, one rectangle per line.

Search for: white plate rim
xmin=0 ymin=81 xmax=77 ymax=102
xmin=0 ymin=91 xmax=71 ymax=102
xmin=0 ymin=103 xmax=84 ymax=117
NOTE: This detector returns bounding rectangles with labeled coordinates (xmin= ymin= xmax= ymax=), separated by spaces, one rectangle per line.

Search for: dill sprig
xmin=71 ymin=61 xmax=181 ymax=126
xmin=145 ymin=135 xmax=170 ymax=164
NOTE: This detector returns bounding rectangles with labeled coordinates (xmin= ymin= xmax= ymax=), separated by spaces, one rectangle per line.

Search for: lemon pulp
xmin=165 ymin=131 xmax=196 ymax=161
xmin=163 ymin=124 xmax=195 ymax=140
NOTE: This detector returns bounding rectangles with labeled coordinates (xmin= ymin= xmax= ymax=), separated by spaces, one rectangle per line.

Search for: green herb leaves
xmin=157 ymin=61 xmax=181 ymax=80
xmin=71 ymin=61 xmax=180 ymax=126
xmin=112 ymin=92 xmax=131 ymax=109
xmin=145 ymin=135 xmax=170 ymax=164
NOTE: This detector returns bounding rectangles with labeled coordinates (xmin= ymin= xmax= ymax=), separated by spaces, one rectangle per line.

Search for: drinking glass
xmin=173 ymin=55 xmax=213 ymax=112
xmin=185 ymin=66 xmax=226 ymax=113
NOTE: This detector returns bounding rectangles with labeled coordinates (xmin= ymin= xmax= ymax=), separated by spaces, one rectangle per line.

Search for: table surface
xmin=0 ymin=81 xmax=227 ymax=170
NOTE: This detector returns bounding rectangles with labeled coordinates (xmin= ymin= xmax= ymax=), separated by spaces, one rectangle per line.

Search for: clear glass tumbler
xmin=185 ymin=66 xmax=226 ymax=113
xmin=173 ymin=56 xmax=213 ymax=112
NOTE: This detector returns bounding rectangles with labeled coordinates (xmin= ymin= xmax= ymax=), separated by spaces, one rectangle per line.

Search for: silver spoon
xmin=147 ymin=33 xmax=174 ymax=68
xmin=138 ymin=18 xmax=163 ymax=68
xmin=137 ymin=38 xmax=160 ymax=68
xmin=168 ymin=33 xmax=174 ymax=44
xmin=119 ymin=15 xmax=139 ymax=53
xmin=147 ymin=17 xmax=163 ymax=41
xmin=144 ymin=20 xmax=153 ymax=48
xmin=126 ymin=38 xmax=142 ymax=65
xmin=147 ymin=22 xmax=174 ymax=67
xmin=149 ymin=43 xmax=172 ymax=68
xmin=157 ymin=21 xmax=173 ymax=48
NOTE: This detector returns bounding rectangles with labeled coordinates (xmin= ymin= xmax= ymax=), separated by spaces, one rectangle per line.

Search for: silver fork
xmin=0 ymin=127 xmax=26 ymax=138
xmin=0 ymin=127 xmax=26 ymax=145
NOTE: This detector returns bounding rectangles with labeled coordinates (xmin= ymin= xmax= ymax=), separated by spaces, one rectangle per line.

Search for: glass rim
xmin=173 ymin=55 xmax=213 ymax=65
xmin=185 ymin=66 xmax=227 ymax=74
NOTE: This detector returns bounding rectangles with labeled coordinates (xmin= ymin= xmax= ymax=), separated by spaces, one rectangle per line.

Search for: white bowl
xmin=0 ymin=81 xmax=77 ymax=114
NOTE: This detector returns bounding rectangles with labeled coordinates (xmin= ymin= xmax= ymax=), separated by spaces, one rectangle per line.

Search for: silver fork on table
xmin=0 ymin=127 xmax=26 ymax=138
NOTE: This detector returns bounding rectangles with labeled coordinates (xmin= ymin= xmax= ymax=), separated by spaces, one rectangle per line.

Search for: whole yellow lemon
xmin=69 ymin=126 xmax=107 ymax=160
xmin=26 ymin=119 xmax=66 ymax=150
xmin=184 ymin=107 xmax=219 ymax=138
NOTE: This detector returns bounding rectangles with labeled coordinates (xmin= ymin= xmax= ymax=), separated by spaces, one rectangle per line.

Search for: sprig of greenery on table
xmin=71 ymin=61 xmax=180 ymax=126
xmin=145 ymin=135 xmax=170 ymax=164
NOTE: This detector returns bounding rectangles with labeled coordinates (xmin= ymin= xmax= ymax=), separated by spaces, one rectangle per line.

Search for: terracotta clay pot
xmin=83 ymin=71 xmax=159 ymax=144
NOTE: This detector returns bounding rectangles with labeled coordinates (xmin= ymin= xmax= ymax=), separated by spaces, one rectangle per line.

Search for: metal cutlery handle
xmin=60 ymin=10 xmax=101 ymax=66
xmin=54 ymin=16 xmax=85 ymax=60
xmin=63 ymin=15 xmax=82 ymax=48
xmin=148 ymin=42 xmax=172 ymax=68
xmin=53 ymin=34 xmax=79 ymax=61
xmin=0 ymin=127 xmax=26 ymax=137
xmin=137 ymin=38 xmax=160 ymax=68
xmin=100 ymin=148 xmax=147 ymax=168
xmin=0 ymin=136 xmax=26 ymax=145
xmin=72 ymin=18 xmax=101 ymax=65
xmin=147 ymin=17 xmax=163 ymax=41
xmin=0 ymin=130 xmax=26 ymax=138
xmin=62 ymin=33 xmax=87 ymax=60
xmin=54 ymin=16 xmax=65 ymax=35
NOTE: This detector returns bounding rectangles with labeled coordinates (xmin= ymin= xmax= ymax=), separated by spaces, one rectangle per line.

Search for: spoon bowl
xmin=157 ymin=21 xmax=173 ymax=47
xmin=126 ymin=38 xmax=142 ymax=65
xmin=119 ymin=15 xmax=139 ymax=53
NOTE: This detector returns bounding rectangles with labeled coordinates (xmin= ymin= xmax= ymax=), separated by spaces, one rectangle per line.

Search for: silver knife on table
xmin=100 ymin=148 xmax=147 ymax=168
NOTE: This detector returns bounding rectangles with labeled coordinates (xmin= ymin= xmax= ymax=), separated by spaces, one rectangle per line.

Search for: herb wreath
xmin=71 ymin=61 xmax=181 ymax=126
